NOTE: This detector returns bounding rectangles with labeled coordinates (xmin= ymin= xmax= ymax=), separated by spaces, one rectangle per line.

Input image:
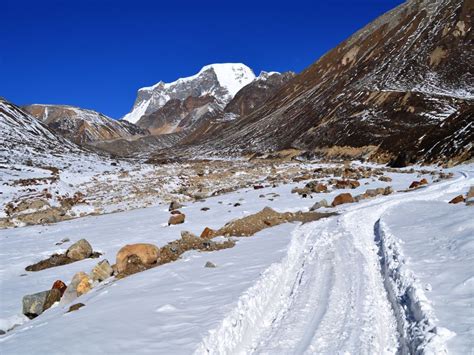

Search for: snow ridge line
xmin=374 ymin=219 xmax=453 ymax=354
xmin=194 ymin=219 xmax=334 ymax=354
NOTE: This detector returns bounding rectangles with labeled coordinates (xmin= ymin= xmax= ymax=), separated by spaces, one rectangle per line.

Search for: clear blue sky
xmin=1 ymin=0 xmax=404 ymax=118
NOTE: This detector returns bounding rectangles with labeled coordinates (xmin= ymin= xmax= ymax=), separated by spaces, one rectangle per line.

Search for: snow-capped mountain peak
xmin=122 ymin=63 xmax=256 ymax=124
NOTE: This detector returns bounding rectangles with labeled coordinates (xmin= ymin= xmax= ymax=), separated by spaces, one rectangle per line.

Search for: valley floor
xmin=0 ymin=161 xmax=472 ymax=354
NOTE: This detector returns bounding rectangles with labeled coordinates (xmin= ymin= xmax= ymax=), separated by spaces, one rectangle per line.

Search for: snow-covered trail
xmin=197 ymin=169 xmax=472 ymax=354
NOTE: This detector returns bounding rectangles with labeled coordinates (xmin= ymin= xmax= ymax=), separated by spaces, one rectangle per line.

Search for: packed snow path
xmin=197 ymin=169 xmax=472 ymax=354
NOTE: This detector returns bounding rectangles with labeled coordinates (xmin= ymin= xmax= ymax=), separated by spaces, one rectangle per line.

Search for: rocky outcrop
xmin=24 ymin=104 xmax=148 ymax=144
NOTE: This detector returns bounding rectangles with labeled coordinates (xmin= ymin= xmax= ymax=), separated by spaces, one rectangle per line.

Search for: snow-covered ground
xmin=0 ymin=162 xmax=472 ymax=354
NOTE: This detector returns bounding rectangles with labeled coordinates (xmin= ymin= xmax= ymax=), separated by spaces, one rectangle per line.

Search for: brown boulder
xmin=52 ymin=280 xmax=67 ymax=296
xmin=116 ymin=243 xmax=160 ymax=273
xmin=200 ymin=227 xmax=216 ymax=239
xmin=449 ymin=195 xmax=465 ymax=204
xmin=332 ymin=193 xmax=355 ymax=206
xmin=168 ymin=213 xmax=185 ymax=225
xmin=420 ymin=178 xmax=428 ymax=185
xmin=409 ymin=181 xmax=421 ymax=189
xmin=68 ymin=303 xmax=85 ymax=313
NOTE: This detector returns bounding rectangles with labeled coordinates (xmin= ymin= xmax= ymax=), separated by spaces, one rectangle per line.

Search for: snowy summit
xmin=123 ymin=63 xmax=256 ymax=124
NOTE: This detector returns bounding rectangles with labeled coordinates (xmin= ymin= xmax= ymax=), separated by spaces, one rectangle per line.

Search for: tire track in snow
xmin=195 ymin=170 xmax=471 ymax=354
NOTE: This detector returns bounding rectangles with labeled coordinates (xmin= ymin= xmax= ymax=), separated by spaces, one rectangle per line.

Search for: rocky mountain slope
xmin=0 ymin=99 xmax=83 ymax=165
xmin=186 ymin=0 xmax=472 ymax=165
xmin=123 ymin=63 xmax=256 ymax=126
xmin=24 ymin=104 xmax=148 ymax=144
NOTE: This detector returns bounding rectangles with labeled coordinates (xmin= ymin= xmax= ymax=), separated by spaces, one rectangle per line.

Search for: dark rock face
xmin=225 ymin=71 xmax=296 ymax=118
xmin=23 ymin=104 xmax=148 ymax=144
xmin=190 ymin=0 xmax=473 ymax=164
xmin=137 ymin=95 xmax=218 ymax=134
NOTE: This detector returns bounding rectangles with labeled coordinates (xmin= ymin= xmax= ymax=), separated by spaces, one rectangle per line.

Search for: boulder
xmin=310 ymin=199 xmax=329 ymax=211
xmin=51 ymin=280 xmax=67 ymax=296
xmin=449 ymin=195 xmax=465 ymax=204
xmin=22 ymin=290 xmax=50 ymax=319
xmin=169 ymin=201 xmax=183 ymax=211
xmin=383 ymin=186 xmax=394 ymax=195
xmin=91 ymin=260 xmax=114 ymax=282
xmin=43 ymin=288 xmax=61 ymax=311
xmin=331 ymin=193 xmax=355 ymax=206
xmin=420 ymin=178 xmax=428 ymax=185
xmin=66 ymin=239 xmax=93 ymax=261
xmin=334 ymin=179 xmax=360 ymax=189
xmin=116 ymin=243 xmax=160 ymax=273
xmin=200 ymin=227 xmax=216 ymax=239
xmin=379 ymin=176 xmax=392 ymax=182
xmin=364 ymin=189 xmax=378 ymax=198
xmin=253 ymin=185 xmax=264 ymax=190
xmin=376 ymin=187 xmax=386 ymax=195
xmin=61 ymin=272 xmax=91 ymax=304
xmin=409 ymin=181 xmax=421 ymax=189
xmin=168 ymin=213 xmax=185 ymax=225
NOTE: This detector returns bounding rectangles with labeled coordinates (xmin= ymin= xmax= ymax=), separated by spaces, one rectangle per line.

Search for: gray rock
xmin=22 ymin=290 xmax=50 ymax=319
xmin=365 ymin=189 xmax=378 ymax=197
xmin=91 ymin=260 xmax=113 ymax=282
xmin=66 ymin=239 xmax=93 ymax=261
xmin=310 ymin=199 xmax=329 ymax=211
xmin=205 ymin=261 xmax=216 ymax=268
xmin=169 ymin=201 xmax=183 ymax=211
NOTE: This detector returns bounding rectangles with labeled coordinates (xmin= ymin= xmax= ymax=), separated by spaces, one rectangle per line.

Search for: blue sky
xmin=1 ymin=0 xmax=404 ymax=118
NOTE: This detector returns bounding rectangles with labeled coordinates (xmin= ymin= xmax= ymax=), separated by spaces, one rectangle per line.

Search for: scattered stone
xmin=409 ymin=181 xmax=421 ymax=189
xmin=116 ymin=243 xmax=160 ymax=273
xmin=332 ymin=193 xmax=355 ymax=206
xmin=383 ymin=186 xmax=394 ymax=195
xmin=22 ymin=290 xmax=50 ymax=319
xmin=310 ymin=199 xmax=329 ymax=211
xmin=0 ymin=330 xmax=5 ymax=335
xmin=168 ymin=213 xmax=185 ymax=225
xmin=378 ymin=176 xmax=392 ymax=182
xmin=449 ymin=195 xmax=465 ymax=204
xmin=52 ymin=280 xmax=67 ymax=296
xmin=334 ymin=179 xmax=360 ymax=189
xmin=55 ymin=237 xmax=70 ymax=246
xmin=204 ymin=261 xmax=216 ymax=268
xmin=234 ymin=203 xmax=241 ymax=207
xmin=214 ymin=207 xmax=335 ymax=237
xmin=169 ymin=201 xmax=183 ymax=211
xmin=201 ymin=207 xmax=210 ymax=211
xmin=68 ymin=303 xmax=85 ymax=313
xmin=91 ymin=259 xmax=114 ymax=282
xmin=305 ymin=181 xmax=328 ymax=193
xmin=420 ymin=178 xmax=428 ymax=185
xmin=200 ymin=227 xmax=216 ymax=239
xmin=66 ymin=239 xmax=93 ymax=261
xmin=170 ymin=210 xmax=182 ymax=215
xmin=253 ymin=185 xmax=264 ymax=190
